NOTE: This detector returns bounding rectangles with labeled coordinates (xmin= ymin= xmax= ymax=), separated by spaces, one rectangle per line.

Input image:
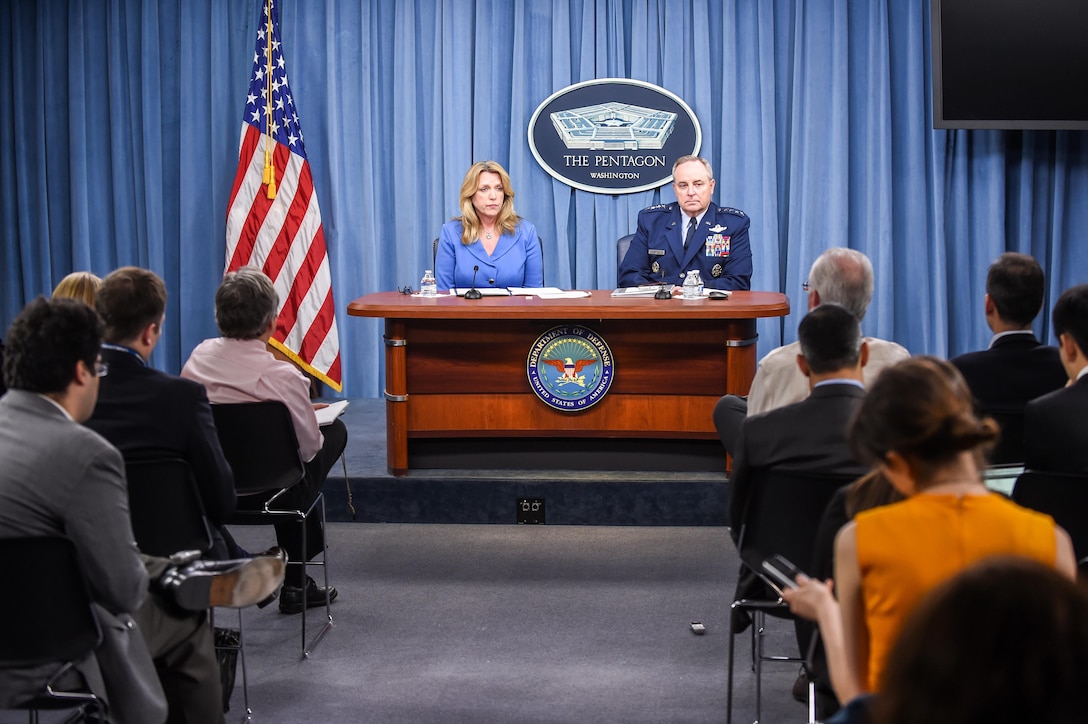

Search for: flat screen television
xmin=931 ymin=0 xmax=1088 ymax=130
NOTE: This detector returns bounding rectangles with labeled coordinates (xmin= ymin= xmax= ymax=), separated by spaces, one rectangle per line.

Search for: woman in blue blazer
xmin=435 ymin=161 xmax=543 ymax=291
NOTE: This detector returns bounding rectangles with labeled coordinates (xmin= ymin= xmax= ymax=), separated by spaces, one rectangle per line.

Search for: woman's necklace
xmin=484 ymin=228 xmax=495 ymax=240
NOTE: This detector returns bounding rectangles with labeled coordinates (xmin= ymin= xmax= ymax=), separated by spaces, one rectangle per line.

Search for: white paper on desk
xmin=315 ymin=400 xmax=349 ymax=426
xmin=537 ymin=290 xmax=591 ymax=299
xmin=508 ymin=287 xmax=565 ymax=295
xmin=611 ymin=285 xmax=676 ymax=297
xmin=451 ymin=287 xmax=511 ymax=296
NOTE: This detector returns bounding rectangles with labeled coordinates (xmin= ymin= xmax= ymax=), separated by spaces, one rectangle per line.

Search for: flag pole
xmin=262 ymin=0 xmax=277 ymax=198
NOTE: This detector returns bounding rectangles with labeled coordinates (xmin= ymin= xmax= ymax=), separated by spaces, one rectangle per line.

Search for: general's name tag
xmin=648 ymin=249 xmax=666 ymax=256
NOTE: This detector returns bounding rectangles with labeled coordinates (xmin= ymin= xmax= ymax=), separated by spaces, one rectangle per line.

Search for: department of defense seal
xmin=526 ymin=325 xmax=615 ymax=411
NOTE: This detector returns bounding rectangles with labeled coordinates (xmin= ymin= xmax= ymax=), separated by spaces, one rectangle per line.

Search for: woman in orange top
xmin=783 ymin=356 xmax=1076 ymax=711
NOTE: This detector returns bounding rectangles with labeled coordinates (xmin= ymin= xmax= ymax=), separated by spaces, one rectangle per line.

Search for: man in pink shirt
xmin=183 ymin=268 xmax=348 ymax=614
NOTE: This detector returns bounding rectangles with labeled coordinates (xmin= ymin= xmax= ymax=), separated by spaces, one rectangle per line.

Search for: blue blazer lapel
xmin=666 ymin=209 xmax=685 ymax=262
xmin=463 ymin=240 xmax=493 ymax=268
xmin=488 ymin=233 xmax=517 ymax=262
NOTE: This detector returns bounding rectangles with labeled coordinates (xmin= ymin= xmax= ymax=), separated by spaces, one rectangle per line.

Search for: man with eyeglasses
xmin=0 ymin=297 xmax=285 ymax=723
xmin=713 ymin=248 xmax=909 ymax=457
xmin=618 ymin=155 xmax=752 ymax=291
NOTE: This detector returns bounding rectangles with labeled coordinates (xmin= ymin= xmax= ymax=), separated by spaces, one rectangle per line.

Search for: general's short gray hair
xmin=215 ymin=267 xmax=279 ymax=339
xmin=808 ymin=248 xmax=874 ymax=321
xmin=672 ymin=155 xmax=714 ymax=179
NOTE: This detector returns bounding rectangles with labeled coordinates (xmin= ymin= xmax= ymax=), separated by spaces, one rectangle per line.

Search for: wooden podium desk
xmin=347 ymin=290 xmax=790 ymax=476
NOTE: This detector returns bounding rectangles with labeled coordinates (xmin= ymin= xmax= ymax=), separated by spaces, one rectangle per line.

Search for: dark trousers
xmin=713 ymin=394 xmax=748 ymax=458
xmin=238 ymin=418 xmax=348 ymax=585
xmin=138 ymin=557 xmax=225 ymax=724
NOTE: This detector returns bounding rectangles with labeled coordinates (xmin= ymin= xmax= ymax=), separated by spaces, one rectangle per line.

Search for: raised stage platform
xmin=323 ymin=398 xmax=729 ymax=526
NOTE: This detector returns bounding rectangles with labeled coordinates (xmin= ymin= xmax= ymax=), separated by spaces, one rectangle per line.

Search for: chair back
xmin=985 ymin=410 xmax=1025 ymax=465
xmin=735 ymin=469 xmax=856 ymax=574
xmin=125 ymin=457 xmax=214 ymax=557
xmin=1012 ymin=469 xmax=1088 ymax=560
xmin=211 ymin=401 xmax=306 ymax=496
xmin=0 ymin=537 xmax=102 ymax=667
xmin=616 ymin=233 xmax=634 ymax=282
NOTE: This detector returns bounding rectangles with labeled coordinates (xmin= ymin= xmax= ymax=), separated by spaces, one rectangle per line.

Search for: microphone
xmin=654 ymin=265 xmax=672 ymax=299
xmin=464 ymin=265 xmax=483 ymax=300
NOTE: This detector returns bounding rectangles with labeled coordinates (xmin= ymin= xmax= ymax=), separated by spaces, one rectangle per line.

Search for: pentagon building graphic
xmin=550 ymin=102 xmax=677 ymax=150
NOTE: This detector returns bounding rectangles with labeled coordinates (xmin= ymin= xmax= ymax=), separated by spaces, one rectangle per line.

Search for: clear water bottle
xmin=682 ymin=270 xmax=703 ymax=299
xmin=420 ymin=269 xmax=437 ymax=297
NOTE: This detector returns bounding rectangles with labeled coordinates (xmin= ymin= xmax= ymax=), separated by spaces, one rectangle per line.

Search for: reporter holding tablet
xmin=781 ymin=357 xmax=1075 ymax=719
xmin=435 ymin=161 xmax=543 ymax=292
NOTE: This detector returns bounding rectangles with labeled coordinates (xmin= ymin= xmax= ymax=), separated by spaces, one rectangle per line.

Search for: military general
xmin=618 ymin=155 xmax=752 ymax=291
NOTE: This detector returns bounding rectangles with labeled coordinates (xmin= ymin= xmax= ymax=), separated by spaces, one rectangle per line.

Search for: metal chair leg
xmin=726 ymin=603 xmax=737 ymax=724
xmin=299 ymin=492 xmax=333 ymax=659
xmin=754 ymin=610 xmax=764 ymax=723
xmin=236 ymin=608 xmax=251 ymax=722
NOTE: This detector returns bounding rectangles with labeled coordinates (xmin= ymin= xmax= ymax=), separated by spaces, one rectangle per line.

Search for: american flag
xmin=225 ymin=0 xmax=342 ymax=391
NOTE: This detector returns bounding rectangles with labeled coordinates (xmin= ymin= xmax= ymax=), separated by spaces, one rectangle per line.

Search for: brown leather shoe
xmin=161 ymin=554 xmax=286 ymax=611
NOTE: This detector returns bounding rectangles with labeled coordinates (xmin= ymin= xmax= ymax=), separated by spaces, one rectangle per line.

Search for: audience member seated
xmin=86 ymin=267 xmax=238 ymax=559
xmin=435 ymin=160 xmax=543 ymax=291
xmin=618 ymin=155 xmax=752 ymax=291
xmin=0 ymin=297 xmax=285 ymax=724
xmin=874 ymin=557 xmax=1088 ymax=724
xmin=1024 ymin=283 xmax=1088 ymax=472
xmin=727 ymin=303 xmax=870 ymax=640
xmin=51 ymin=270 xmax=102 ymax=306
xmin=950 ymin=252 xmax=1066 ymax=464
xmin=803 ymin=470 xmax=903 ymax=718
xmin=782 ymin=357 xmax=1076 ymax=717
xmin=713 ymin=248 xmax=908 ymax=457
xmin=182 ymin=267 xmax=348 ymax=614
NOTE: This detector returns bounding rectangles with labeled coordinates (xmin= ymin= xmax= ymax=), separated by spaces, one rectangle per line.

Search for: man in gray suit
xmin=0 ymin=298 xmax=283 ymax=724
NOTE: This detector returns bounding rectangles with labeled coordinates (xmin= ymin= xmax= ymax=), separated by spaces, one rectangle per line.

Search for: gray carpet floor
xmin=290 ymin=523 xmax=802 ymax=723
xmin=222 ymin=522 xmax=806 ymax=723
xmin=1 ymin=522 xmax=810 ymax=724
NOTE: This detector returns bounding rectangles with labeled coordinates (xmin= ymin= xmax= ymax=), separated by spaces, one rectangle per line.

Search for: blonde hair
xmin=456 ymin=161 xmax=520 ymax=246
xmin=52 ymin=271 xmax=102 ymax=307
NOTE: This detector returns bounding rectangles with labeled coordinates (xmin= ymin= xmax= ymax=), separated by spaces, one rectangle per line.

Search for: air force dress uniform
xmin=617 ymin=201 xmax=752 ymax=291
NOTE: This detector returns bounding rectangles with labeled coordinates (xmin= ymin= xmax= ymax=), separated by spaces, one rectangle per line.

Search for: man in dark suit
xmin=86 ymin=267 xmax=238 ymax=559
xmin=0 ymin=297 xmax=284 ymax=724
xmin=1024 ymin=284 xmax=1088 ymax=472
xmin=951 ymin=253 xmax=1066 ymax=464
xmin=727 ymin=303 xmax=870 ymax=538
xmin=618 ymin=155 xmax=752 ymax=291
xmin=727 ymin=303 xmax=870 ymax=716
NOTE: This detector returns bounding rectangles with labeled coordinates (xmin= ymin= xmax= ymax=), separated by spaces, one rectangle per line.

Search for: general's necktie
xmin=684 ymin=216 xmax=697 ymax=248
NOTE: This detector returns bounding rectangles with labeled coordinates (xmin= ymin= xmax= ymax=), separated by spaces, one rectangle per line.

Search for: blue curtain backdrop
xmin=2 ymin=0 xmax=1085 ymax=398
